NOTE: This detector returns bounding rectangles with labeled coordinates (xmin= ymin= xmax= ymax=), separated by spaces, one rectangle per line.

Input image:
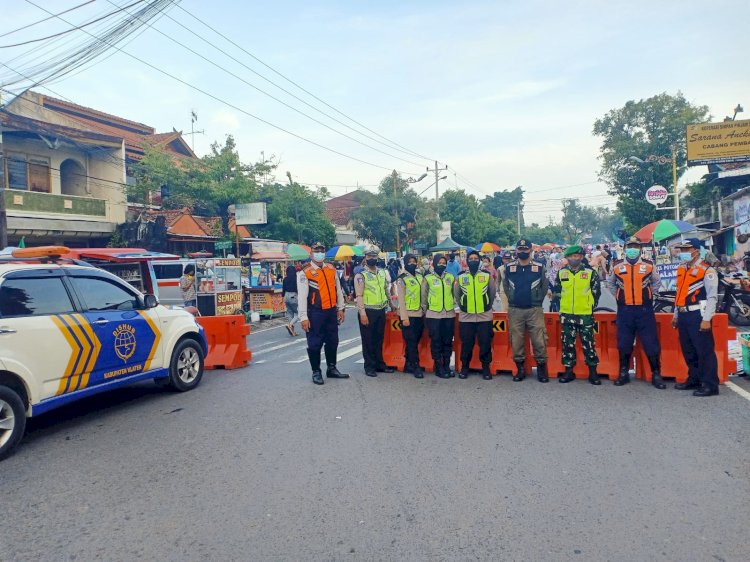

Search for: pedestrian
xmin=496 ymin=250 xmax=513 ymax=312
xmin=481 ymin=255 xmax=495 ymax=278
xmin=422 ymin=253 xmax=456 ymax=379
xmin=503 ymin=239 xmax=550 ymax=383
xmin=396 ymin=254 xmax=426 ymax=378
xmin=180 ymin=264 xmax=197 ymax=307
xmin=606 ymin=236 xmax=665 ymax=388
xmin=297 ymin=242 xmax=348 ymax=385
xmin=355 ymin=246 xmax=395 ymax=377
xmin=454 ymin=249 xmax=496 ymax=380
xmin=552 ymin=245 xmax=602 ymax=385
xmin=446 ymin=252 xmax=462 ymax=277
xmin=672 ymin=238 xmax=720 ymax=396
xmin=282 ymin=264 xmax=300 ymax=337
xmin=547 ymin=248 xmax=566 ymax=313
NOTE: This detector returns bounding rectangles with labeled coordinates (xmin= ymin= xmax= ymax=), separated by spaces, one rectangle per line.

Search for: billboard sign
xmin=436 ymin=221 xmax=451 ymax=243
xmin=687 ymin=119 xmax=750 ymax=166
xmin=645 ymin=185 xmax=669 ymax=205
xmin=235 ymin=202 xmax=268 ymax=225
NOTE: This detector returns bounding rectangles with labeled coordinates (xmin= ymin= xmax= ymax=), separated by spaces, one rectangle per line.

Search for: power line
xmin=0 ymin=0 xmax=96 ymax=39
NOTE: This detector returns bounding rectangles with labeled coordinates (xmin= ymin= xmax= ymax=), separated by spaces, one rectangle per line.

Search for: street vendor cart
xmin=195 ymin=257 xmax=244 ymax=316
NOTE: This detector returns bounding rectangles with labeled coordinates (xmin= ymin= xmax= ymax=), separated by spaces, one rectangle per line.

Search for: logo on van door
xmin=113 ymin=324 xmax=137 ymax=362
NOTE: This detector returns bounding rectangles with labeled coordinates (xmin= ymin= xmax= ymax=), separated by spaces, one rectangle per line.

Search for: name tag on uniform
xmin=619 ymin=265 xmax=627 ymax=273
xmin=509 ymin=266 xmax=516 ymax=272
xmin=531 ymin=265 xmax=539 ymax=272
xmin=639 ymin=265 xmax=647 ymax=274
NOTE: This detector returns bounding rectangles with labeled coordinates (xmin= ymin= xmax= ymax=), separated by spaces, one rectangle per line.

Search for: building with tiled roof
xmin=325 ymin=190 xmax=366 ymax=244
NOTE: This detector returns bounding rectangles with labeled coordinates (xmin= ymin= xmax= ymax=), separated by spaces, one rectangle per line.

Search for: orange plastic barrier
xmin=196 ymin=314 xmax=252 ymax=370
xmin=635 ymin=313 xmax=736 ymax=384
xmin=382 ymin=312 xmax=407 ymax=371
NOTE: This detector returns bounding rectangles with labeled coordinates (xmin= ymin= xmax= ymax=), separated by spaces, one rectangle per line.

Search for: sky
xmin=2 ymin=0 xmax=749 ymax=225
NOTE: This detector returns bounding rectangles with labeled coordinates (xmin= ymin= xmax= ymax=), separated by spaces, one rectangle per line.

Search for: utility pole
xmin=427 ymin=160 xmax=448 ymax=220
xmin=0 ymin=93 xmax=7 ymax=249
xmin=392 ymin=169 xmax=401 ymax=256
xmin=513 ymin=204 xmax=522 ymax=235
xmin=671 ymin=145 xmax=679 ymax=221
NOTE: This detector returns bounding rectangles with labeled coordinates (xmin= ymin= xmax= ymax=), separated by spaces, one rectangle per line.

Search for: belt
xmin=677 ymin=303 xmax=703 ymax=313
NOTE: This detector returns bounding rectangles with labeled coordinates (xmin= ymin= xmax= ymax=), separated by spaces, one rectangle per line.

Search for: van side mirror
xmin=144 ymin=294 xmax=159 ymax=308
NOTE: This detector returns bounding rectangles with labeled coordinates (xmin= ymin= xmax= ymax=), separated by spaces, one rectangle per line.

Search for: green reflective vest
xmin=424 ymin=272 xmax=455 ymax=312
xmin=402 ymin=273 xmax=424 ymax=311
xmin=457 ymin=271 xmax=491 ymax=314
xmin=558 ymin=267 xmax=595 ymax=315
xmin=362 ymin=268 xmax=388 ymax=307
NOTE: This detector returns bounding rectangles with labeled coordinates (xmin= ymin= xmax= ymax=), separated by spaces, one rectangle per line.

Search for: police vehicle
xmin=0 ymin=247 xmax=208 ymax=460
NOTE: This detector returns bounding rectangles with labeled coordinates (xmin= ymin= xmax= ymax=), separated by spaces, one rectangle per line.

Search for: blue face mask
xmin=313 ymin=252 xmax=326 ymax=262
xmin=678 ymin=252 xmax=693 ymax=262
xmin=625 ymin=248 xmax=640 ymax=260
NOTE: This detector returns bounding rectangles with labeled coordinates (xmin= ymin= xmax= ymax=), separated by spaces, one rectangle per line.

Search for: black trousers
xmin=426 ymin=317 xmax=454 ymax=365
xmin=459 ymin=321 xmax=493 ymax=371
xmin=402 ymin=316 xmax=424 ymax=367
xmin=359 ymin=308 xmax=386 ymax=370
xmin=616 ymin=305 xmax=660 ymax=356
xmin=305 ymin=307 xmax=339 ymax=371
xmin=677 ymin=310 xmax=719 ymax=390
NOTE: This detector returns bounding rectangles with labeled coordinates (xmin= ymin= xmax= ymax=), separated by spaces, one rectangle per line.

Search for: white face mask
xmin=313 ymin=252 xmax=325 ymax=262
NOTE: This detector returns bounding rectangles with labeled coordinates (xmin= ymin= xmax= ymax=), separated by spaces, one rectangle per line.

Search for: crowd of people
xmin=280 ymin=238 xmax=722 ymax=397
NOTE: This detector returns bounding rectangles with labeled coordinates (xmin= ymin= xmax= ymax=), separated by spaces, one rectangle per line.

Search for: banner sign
xmin=734 ymin=195 xmax=750 ymax=238
xmin=656 ymin=262 xmax=679 ymax=292
xmin=687 ymin=119 xmax=750 ymax=166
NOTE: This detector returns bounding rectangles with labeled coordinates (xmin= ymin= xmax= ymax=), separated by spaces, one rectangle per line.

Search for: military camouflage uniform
xmin=553 ymin=267 xmax=601 ymax=368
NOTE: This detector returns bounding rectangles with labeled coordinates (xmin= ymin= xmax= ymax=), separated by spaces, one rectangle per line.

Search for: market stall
xmin=246 ymin=251 xmax=290 ymax=318
xmin=195 ymin=257 xmax=244 ymax=316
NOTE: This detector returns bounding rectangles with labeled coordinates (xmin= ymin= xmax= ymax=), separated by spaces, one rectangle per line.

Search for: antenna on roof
xmin=184 ymin=109 xmax=204 ymax=152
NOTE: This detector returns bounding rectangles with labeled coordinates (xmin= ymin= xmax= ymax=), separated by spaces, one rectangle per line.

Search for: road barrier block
xmin=635 ymin=313 xmax=736 ymax=384
xmin=383 ymin=312 xmax=407 ymax=371
xmin=197 ymin=314 xmax=251 ymax=370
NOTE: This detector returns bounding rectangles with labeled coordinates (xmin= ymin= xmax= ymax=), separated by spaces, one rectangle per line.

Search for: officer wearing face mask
xmin=355 ymin=246 xmax=395 ymax=377
xmin=671 ymin=238 xmax=720 ymax=397
xmin=454 ymin=249 xmax=497 ymax=380
xmin=298 ymin=242 xmax=348 ymax=385
xmin=395 ymin=253 xmax=425 ymax=378
xmin=606 ymin=236 xmax=665 ymax=388
xmin=421 ymin=253 xmax=456 ymax=378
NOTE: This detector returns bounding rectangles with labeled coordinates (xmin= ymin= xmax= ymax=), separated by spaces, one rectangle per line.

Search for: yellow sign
xmin=216 ymin=290 xmax=243 ymax=315
xmin=215 ymin=258 xmax=241 ymax=267
xmin=390 ymin=318 xmax=402 ymax=331
xmin=687 ymin=119 xmax=750 ymax=165
xmin=492 ymin=319 xmax=506 ymax=332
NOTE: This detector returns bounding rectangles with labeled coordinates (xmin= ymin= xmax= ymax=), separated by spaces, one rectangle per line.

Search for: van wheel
xmin=167 ymin=339 xmax=204 ymax=392
xmin=0 ymin=385 xmax=26 ymax=461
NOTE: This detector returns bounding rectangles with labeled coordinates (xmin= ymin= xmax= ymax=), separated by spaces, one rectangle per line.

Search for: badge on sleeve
xmin=509 ymin=266 xmax=517 ymax=273
xmin=619 ymin=265 xmax=627 ymax=273
xmin=639 ymin=265 xmax=647 ymax=274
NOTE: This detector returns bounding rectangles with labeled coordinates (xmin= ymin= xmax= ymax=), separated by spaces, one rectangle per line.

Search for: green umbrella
xmin=286 ymin=243 xmax=311 ymax=260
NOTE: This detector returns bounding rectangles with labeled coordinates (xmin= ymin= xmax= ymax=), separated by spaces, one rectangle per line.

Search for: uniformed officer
xmin=552 ymin=245 xmax=602 ymax=385
xmin=672 ymin=238 xmax=720 ymax=396
xmin=502 ymin=239 xmax=550 ymax=383
xmin=297 ymin=242 xmax=348 ymax=385
xmin=421 ymin=253 xmax=456 ymax=379
xmin=355 ymin=246 xmax=395 ymax=377
xmin=396 ymin=253 xmax=425 ymax=378
xmin=606 ymin=236 xmax=665 ymax=388
xmin=453 ymin=249 xmax=496 ymax=380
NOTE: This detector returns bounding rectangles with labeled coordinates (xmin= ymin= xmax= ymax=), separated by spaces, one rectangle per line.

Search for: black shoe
xmin=364 ymin=369 xmax=377 ymax=377
xmin=513 ymin=361 xmax=526 ymax=382
xmin=559 ymin=369 xmax=576 ymax=383
xmin=458 ymin=370 xmax=469 ymax=379
xmin=588 ymin=366 xmax=601 ymax=386
xmin=675 ymin=380 xmax=700 ymax=390
xmin=326 ymin=365 xmax=349 ymax=379
xmin=482 ymin=365 xmax=492 ymax=381
xmin=613 ymin=368 xmax=630 ymax=386
xmin=414 ymin=368 xmax=424 ymax=379
xmin=312 ymin=371 xmax=324 ymax=385
xmin=651 ymin=371 xmax=666 ymax=390
xmin=377 ymin=365 xmax=395 ymax=373
xmin=435 ymin=363 xmax=451 ymax=379
xmin=536 ymin=363 xmax=549 ymax=383
xmin=693 ymin=386 xmax=719 ymax=397
xmin=443 ymin=357 xmax=455 ymax=377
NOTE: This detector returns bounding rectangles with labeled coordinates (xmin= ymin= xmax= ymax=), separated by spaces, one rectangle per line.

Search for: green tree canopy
xmin=593 ymin=92 xmax=710 ymax=230
xmin=482 ymin=186 xmax=524 ymax=228
xmin=439 ymin=189 xmax=516 ymax=246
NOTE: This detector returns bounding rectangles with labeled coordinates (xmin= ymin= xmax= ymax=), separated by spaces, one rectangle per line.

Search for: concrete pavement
xmin=2 ymin=313 xmax=750 ymax=561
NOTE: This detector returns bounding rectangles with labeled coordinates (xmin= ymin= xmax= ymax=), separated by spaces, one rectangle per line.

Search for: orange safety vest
xmin=675 ymin=261 xmax=709 ymax=307
xmin=304 ymin=263 xmax=338 ymax=310
xmin=612 ymin=260 xmax=654 ymax=306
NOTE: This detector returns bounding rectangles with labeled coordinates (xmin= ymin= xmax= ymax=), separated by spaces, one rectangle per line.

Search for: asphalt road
xmin=3 ymin=308 xmax=750 ymax=562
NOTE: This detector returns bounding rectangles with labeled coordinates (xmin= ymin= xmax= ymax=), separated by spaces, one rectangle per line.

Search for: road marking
xmin=253 ymin=339 xmax=282 ymax=349
xmin=355 ymin=359 xmax=364 ymax=364
xmin=254 ymin=340 xmax=306 ymax=356
xmin=726 ymin=381 xmax=750 ymax=402
xmin=285 ymin=338 xmax=360 ymax=363
xmin=335 ymin=345 xmax=362 ymax=361
xmin=254 ymin=359 xmax=267 ymax=364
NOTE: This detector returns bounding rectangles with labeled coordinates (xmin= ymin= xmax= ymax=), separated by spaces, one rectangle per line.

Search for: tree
xmin=593 ymin=92 xmax=710 ymax=230
xmin=439 ymin=189 xmax=516 ymax=246
xmin=524 ymin=222 xmax=566 ymax=245
xmin=482 ymin=186 xmax=524 ymax=228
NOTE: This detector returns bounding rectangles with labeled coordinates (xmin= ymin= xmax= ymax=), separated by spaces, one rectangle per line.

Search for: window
xmin=153 ymin=264 xmax=184 ymax=279
xmin=3 ymin=154 xmax=51 ymax=192
xmin=72 ymin=277 xmax=140 ymax=312
xmin=0 ymin=277 xmax=75 ymax=317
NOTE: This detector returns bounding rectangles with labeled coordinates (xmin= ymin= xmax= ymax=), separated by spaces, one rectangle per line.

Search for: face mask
xmin=517 ymin=251 xmax=530 ymax=260
xmin=405 ymin=264 xmax=417 ymax=275
xmin=313 ymin=252 xmax=325 ymax=262
xmin=468 ymin=260 xmax=480 ymax=273
xmin=434 ymin=264 xmax=446 ymax=275
xmin=625 ymin=248 xmax=641 ymax=260
xmin=567 ymin=258 xmax=582 ymax=268
xmin=678 ymin=252 xmax=693 ymax=262
xmin=366 ymin=258 xmax=378 ymax=267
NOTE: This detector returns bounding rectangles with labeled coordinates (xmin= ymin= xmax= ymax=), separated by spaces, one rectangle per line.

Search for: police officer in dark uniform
xmin=297 ymin=242 xmax=348 ymax=385
xmin=606 ymin=236 xmax=665 ymax=389
xmin=672 ymin=238 xmax=720 ymax=396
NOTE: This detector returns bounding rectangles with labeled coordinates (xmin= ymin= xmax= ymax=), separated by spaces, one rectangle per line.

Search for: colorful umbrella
xmin=325 ymin=245 xmax=356 ymax=260
xmin=633 ymin=220 xmax=697 ymax=242
xmin=475 ymin=242 xmax=501 ymax=252
xmin=286 ymin=243 xmax=311 ymax=260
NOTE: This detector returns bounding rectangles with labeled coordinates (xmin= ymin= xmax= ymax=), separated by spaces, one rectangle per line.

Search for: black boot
xmin=413 ymin=364 xmax=425 ymax=379
xmin=444 ymin=356 xmax=455 ymax=378
xmin=675 ymin=380 xmax=700 ymax=390
xmin=559 ymin=367 xmax=576 ymax=383
xmin=588 ymin=365 xmax=601 ymax=385
xmin=536 ymin=362 xmax=549 ymax=383
xmin=482 ymin=364 xmax=492 ymax=380
xmin=325 ymin=345 xmax=349 ymax=378
xmin=312 ymin=370 xmax=324 ymax=385
xmin=613 ymin=367 xmax=630 ymax=386
xmin=458 ymin=363 xmax=469 ymax=379
xmin=647 ymin=355 xmax=666 ymax=390
xmin=513 ymin=361 xmax=526 ymax=382
xmin=309 ymin=348 xmax=324 ymax=384
xmin=434 ymin=359 xmax=450 ymax=379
